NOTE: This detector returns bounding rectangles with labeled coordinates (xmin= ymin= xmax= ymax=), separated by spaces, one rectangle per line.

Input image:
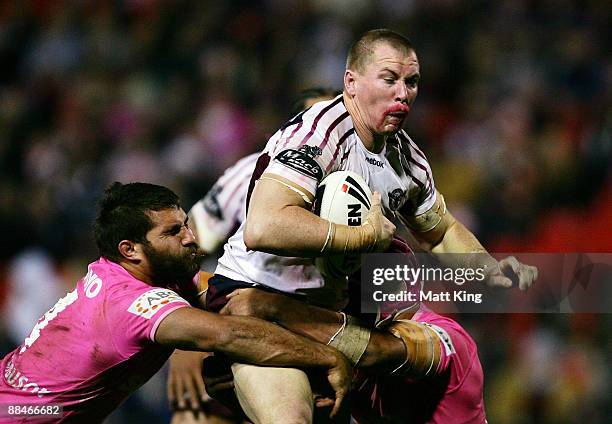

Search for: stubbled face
xmin=141 ymin=208 xmax=205 ymax=286
xmin=350 ymin=42 xmax=420 ymax=137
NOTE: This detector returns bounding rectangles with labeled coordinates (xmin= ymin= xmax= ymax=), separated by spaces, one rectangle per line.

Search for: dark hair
xmin=290 ymin=87 xmax=340 ymax=116
xmin=346 ymin=29 xmax=415 ymax=73
xmin=94 ymin=182 xmax=181 ymax=262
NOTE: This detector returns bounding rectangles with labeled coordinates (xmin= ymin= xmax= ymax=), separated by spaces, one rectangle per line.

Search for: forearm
xmin=211 ymin=314 xmax=342 ymax=370
xmin=158 ymin=308 xmax=341 ymax=370
xmin=424 ymin=213 xmax=497 ymax=268
xmin=271 ymin=298 xmax=405 ymax=371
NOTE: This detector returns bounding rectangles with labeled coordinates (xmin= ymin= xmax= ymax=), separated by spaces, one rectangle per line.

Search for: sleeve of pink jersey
xmin=423 ymin=320 xmax=477 ymax=381
xmin=106 ymin=286 xmax=191 ymax=357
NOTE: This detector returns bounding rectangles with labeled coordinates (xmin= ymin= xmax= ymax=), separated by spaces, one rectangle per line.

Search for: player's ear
xmin=344 ymin=69 xmax=357 ymax=97
xmin=118 ymin=240 xmax=144 ymax=262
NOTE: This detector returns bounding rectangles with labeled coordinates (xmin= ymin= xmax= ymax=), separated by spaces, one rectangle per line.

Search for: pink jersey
xmin=352 ymin=306 xmax=486 ymax=423
xmin=0 ymin=257 xmax=191 ymax=423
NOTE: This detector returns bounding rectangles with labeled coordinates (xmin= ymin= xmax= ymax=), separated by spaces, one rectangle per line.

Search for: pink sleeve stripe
xmin=149 ymin=303 xmax=190 ymax=342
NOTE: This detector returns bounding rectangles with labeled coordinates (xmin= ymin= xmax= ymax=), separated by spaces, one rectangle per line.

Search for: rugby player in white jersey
xmin=206 ymin=29 xmax=537 ymax=423
xmin=168 ymin=89 xmax=339 ymax=424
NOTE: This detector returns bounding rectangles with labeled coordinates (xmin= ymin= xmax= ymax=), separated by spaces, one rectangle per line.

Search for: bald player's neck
xmin=343 ymin=91 xmax=387 ymax=153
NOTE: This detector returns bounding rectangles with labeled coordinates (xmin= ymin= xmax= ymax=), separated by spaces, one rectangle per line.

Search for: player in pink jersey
xmin=0 ymin=182 xmax=351 ymax=423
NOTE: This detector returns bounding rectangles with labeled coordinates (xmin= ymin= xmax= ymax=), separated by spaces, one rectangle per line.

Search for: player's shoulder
xmin=302 ymin=95 xmax=353 ymax=137
xmin=395 ymin=130 xmax=429 ymax=159
xmin=83 ymin=258 xmax=157 ymax=302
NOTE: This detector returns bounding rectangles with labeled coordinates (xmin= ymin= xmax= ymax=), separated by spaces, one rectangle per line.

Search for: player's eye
xmin=406 ymin=77 xmax=419 ymax=88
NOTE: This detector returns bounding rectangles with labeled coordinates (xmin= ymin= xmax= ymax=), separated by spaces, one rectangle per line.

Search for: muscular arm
xmin=157 ymin=307 xmax=351 ymax=417
xmin=156 ymin=306 xmax=345 ymax=371
xmin=221 ymin=289 xmax=407 ymax=373
xmin=404 ymin=190 xmax=537 ymax=290
xmin=244 ymin=174 xmax=327 ymax=256
xmin=245 ymin=174 xmax=394 ymax=256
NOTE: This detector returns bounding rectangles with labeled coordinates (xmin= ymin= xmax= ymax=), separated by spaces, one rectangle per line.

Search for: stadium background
xmin=0 ymin=1 xmax=609 ymax=422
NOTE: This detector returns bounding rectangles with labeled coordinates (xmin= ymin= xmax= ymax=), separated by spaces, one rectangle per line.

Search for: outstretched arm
xmin=402 ymin=190 xmax=537 ymax=290
xmin=221 ymin=288 xmax=433 ymax=376
xmin=155 ymin=306 xmax=351 ymax=417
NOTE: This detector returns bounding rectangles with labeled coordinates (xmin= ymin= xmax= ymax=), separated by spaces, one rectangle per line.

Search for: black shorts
xmin=205 ymin=274 xmax=258 ymax=313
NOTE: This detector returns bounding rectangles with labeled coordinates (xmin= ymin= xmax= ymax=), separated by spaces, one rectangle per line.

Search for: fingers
xmin=519 ymin=265 xmax=538 ymax=291
xmin=194 ymin=371 xmax=207 ymax=403
xmin=174 ymin=373 xmax=188 ymax=410
xmin=368 ymin=192 xmax=395 ymax=251
xmin=225 ymin=288 xmax=246 ymax=299
xmin=167 ymin=370 xmax=178 ymax=407
xmin=184 ymin=375 xmax=201 ymax=411
xmin=371 ymin=191 xmax=382 ymax=208
xmin=329 ymin=388 xmax=347 ymax=418
xmin=497 ymin=257 xmax=538 ymax=290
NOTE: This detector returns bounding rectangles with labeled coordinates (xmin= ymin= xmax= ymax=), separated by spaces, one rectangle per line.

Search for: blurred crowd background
xmin=0 ymin=1 xmax=610 ymax=423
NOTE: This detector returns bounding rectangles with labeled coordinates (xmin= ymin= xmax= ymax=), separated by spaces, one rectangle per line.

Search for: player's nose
xmin=395 ymin=82 xmax=409 ymax=103
xmin=182 ymin=227 xmax=197 ymax=245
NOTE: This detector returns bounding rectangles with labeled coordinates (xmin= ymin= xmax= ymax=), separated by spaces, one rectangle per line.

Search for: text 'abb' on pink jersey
xmin=0 ymin=257 xmax=190 ymax=423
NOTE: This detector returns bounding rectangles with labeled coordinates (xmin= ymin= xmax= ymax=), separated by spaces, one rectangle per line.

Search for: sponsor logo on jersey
xmin=203 ymin=185 xmax=224 ymax=220
xmin=365 ymin=157 xmax=384 ymax=168
xmin=4 ymin=360 xmax=50 ymax=397
xmin=128 ymin=289 xmax=185 ymax=319
xmin=299 ymin=145 xmax=323 ymax=158
xmin=388 ymin=188 xmax=407 ymax=211
xmin=275 ymin=149 xmax=323 ymax=181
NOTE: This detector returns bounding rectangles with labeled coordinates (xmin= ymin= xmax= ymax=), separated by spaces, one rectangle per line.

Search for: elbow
xmin=244 ymin=217 xmax=271 ymax=251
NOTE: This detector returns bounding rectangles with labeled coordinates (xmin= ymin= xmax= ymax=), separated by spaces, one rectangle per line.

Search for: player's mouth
xmin=384 ymin=105 xmax=410 ymax=124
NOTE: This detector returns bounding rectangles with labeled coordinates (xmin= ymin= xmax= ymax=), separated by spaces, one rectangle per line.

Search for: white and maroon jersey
xmin=190 ymin=153 xmax=258 ymax=253
xmin=215 ymin=95 xmax=436 ymax=309
xmin=0 ymin=258 xmax=192 ymax=423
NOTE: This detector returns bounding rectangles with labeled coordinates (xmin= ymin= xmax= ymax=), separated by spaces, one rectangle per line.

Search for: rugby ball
xmin=313 ymin=171 xmax=372 ymax=279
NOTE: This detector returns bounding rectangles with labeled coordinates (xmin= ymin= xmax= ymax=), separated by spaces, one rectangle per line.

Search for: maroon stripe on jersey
xmin=396 ymin=132 xmax=433 ymax=192
xmin=222 ymin=179 xmax=246 ymax=210
xmin=326 ymin=128 xmax=355 ymax=172
xmin=398 ymin=131 xmax=428 ymax=161
xmin=319 ymin=111 xmax=350 ymax=149
xmin=408 ymin=155 xmax=432 ymax=188
xmin=297 ymin=96 xmax=343 ymax=147
xmin=280 ymin=121 xmax=304 ymax=150
xmin=245 ymin=153 xmax=271 ymax=215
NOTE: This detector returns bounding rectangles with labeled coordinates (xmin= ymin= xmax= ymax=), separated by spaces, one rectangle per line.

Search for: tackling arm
xmin=221 ymin=288 xmax=443 ymax=378
xmin=156 ymin=307 xmax=346 ymax=371
xmin=155 ymin=306 xmax=351 ymax=417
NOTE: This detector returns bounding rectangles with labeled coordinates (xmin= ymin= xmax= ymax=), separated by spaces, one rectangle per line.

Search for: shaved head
xmin=346 ymin=29 xmax=415 ymax=73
